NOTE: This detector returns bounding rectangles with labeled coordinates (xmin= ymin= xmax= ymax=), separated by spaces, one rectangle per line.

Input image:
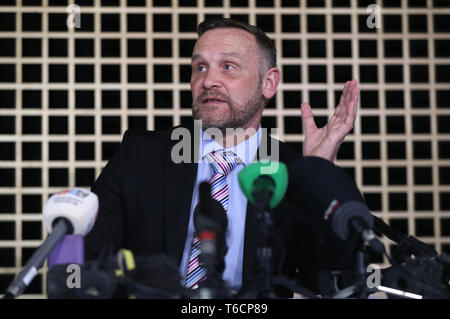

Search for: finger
xmin=350 ymin=79 xmax=359 ymax=95
xmin=344 ymin=79 xmax=356 ymax=106
xmin=344 ymin=86 xmax=359 ymax=126
xmin=348 ymin=83 xmax=359 ymax=107
xmin=341 ymin=79 xmax=357 ymax=108
xmin=300 ymin=102 xmax=317 ymax=132
xmin=338 ymin=81 xmax=351 ymax=106
xmin=336 ymin=79 xmax=358 ymax=121
xmin=333 ymin=101 xmax=347 ymax=122
xmin=336 ymin=81 xmax=353 ymax=117
xmin=343 ymin=80 xmax=352 ymax=97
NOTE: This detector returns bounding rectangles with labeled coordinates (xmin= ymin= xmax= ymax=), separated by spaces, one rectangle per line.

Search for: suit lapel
xmin=165 ymin=124 xmax=198 ymax=265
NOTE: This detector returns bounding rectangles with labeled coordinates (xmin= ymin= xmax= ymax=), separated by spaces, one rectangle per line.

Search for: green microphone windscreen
xmin=238 ymin=161 xmax=288 ymax=209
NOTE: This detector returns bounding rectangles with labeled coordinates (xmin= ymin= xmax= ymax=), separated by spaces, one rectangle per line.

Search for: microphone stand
xmin=255 ymin=199 xmax=276 ymax=299
xmin=330 ymin=218 xmax=450 ymax=299
xmin=235 ymin=190 xmax=277 ymax=299
xmin=373 ymin=217 xmax=449 ymax=299
xmin=237 ymin=189 xmax=319 ymax=299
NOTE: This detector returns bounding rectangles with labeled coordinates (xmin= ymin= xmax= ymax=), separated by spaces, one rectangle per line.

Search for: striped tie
xmin=185 ymin=150 xmax=241 ymax=289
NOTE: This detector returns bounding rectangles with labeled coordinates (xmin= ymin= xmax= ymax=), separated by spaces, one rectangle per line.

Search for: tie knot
xmin=205 ymin=150 xmax=241 ymax=176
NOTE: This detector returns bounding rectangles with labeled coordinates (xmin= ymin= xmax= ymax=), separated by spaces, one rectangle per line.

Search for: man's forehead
xmin=193 ymin=27 xmax=259 ymax=56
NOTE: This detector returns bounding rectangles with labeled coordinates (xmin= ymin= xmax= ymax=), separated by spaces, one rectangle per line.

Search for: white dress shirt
xmin=179 ymin=127 xmax=262 ymax=290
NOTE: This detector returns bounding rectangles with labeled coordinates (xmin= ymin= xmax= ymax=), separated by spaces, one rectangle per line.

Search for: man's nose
xmin=202 ymin=68 xmax=222 ymax=89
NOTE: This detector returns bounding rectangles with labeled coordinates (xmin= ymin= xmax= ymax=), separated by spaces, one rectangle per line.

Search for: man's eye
xmin=197 ymin=66 xmax=207 ymax=72
xmin=224 ymin=64 xmax=234 ymax=71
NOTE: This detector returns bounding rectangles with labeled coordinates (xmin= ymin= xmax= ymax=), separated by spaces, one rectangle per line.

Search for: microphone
xmin=237 ymin=161 xmax=292 ymax=298
xmin=194 ymin=182 xmax=228 ymax=237
xmin=193 ymin=182 xmax=228 ymax=289
xmin=4 ymin=188 xmax=98 ymax=299
xmin=47 ymin=235 xmax=84 ymax=268
xmin=287 ymin=156 xmax=385 ymax=255
xmin=73 ymin=249 xmax=190 ymax=299
xmin=125 ymin=252 xmax=190 ymax=298
xmin=238 ymin=160 xmax=288 ymax=210
xmin=46 ymin=234 xmax=85 ymax=298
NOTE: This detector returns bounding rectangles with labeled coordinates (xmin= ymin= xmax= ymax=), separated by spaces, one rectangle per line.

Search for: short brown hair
xmin=197 ymin=18 xmax=277 ymax=72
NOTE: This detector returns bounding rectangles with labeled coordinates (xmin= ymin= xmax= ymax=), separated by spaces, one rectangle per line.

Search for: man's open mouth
xmin=202 ymin=96 xmax=227 ymax=105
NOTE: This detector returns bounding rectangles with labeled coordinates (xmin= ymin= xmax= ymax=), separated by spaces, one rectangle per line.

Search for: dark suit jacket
xmin=84 ymin=123 xmax=355 ymax=295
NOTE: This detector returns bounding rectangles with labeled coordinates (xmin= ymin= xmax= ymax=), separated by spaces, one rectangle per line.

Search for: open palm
xmin=301 ymin=79 xmax=359 ymax=161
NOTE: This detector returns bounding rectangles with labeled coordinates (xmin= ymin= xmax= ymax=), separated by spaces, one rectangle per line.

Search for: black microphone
xmin=194 ymin=182 xmax=228 ymax=274
xmin=193 ymin=182 xmax=229 ymax=297
xmin=287 ymin=156 xmax=385 ymax=255
xmin=126 ymin=254 xmax=190 ymax=298
xmin=195 ymin=182 xmax=228 ymax=235
xmin=74 ymin=249 xmax=190 ymax=299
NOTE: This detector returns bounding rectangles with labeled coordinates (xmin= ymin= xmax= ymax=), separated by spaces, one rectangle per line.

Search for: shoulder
xmin=279 ymin=139 xmax=301 ymax=163
xmin=265 ymin=135 xmax=301 ymax=167
xmin=121 ymin=123 xmax=195 ymax=150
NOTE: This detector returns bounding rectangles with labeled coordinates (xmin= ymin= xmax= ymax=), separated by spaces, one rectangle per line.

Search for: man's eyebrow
xmin=191 ymin=54 xmax=202 ymax=62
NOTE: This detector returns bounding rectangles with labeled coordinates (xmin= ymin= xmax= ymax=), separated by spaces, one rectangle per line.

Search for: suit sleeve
xmin=84 ymin=130 xmax=131 ymax=261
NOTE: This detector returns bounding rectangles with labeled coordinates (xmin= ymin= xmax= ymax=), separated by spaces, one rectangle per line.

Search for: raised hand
xmin=301 ymin=79 xmax=359 ymax=162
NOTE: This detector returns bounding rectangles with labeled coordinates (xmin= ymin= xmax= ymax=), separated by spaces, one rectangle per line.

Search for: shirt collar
xmin=199 ymin=126 xmax=262 ymax=166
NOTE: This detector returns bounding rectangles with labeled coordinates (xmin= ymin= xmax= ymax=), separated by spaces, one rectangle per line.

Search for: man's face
xmin=190 ymin=27 xmax=266 ymax=131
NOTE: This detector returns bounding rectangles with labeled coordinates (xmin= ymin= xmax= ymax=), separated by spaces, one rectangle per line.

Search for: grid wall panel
xmin=0 ymin=0 xmax=449 ymax=298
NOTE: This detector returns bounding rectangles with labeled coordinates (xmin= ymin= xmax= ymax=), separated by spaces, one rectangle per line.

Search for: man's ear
xmin=262 ymin=67 xmax=281 ymax=100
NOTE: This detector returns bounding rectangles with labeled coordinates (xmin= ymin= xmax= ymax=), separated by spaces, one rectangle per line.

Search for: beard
xmin=192 ymin=83 xmax=266 ymax=132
